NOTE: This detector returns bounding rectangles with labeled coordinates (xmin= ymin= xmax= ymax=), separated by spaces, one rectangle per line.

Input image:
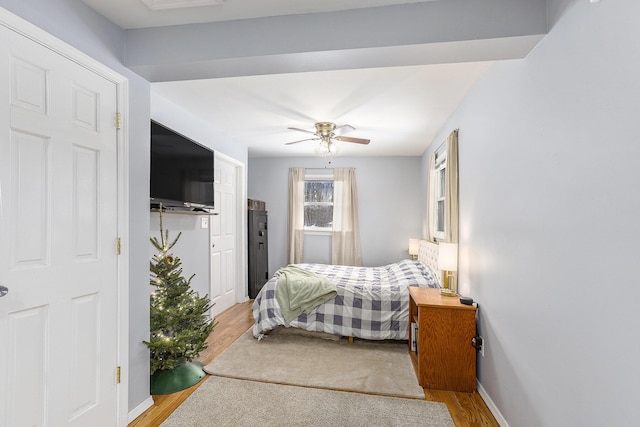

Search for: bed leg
xmin=348 ymin=336 xmax=354 ymax=344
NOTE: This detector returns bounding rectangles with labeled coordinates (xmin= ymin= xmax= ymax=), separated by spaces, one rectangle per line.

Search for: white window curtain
xmin=288 ymin=167 xmax=305 ymax=264
xmin=444 ymin=130 xmax=459 ymax=244
xmin=331 ymin=168 xmax=362 ymax=266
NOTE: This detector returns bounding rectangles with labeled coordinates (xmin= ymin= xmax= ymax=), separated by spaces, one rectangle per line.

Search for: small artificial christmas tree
xmin=144 ymin=208 xmax=215 ymax=387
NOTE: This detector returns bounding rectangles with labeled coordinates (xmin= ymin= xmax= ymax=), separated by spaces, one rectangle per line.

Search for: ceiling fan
xmin=285 ymin=122 xmax=370 ymax=155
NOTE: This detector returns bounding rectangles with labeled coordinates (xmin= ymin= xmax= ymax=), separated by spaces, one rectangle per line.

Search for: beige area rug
xmin=204 ymin=327 xmax=425 ymax=399
xmin=161 ymin=376 xmax=454 ymax=427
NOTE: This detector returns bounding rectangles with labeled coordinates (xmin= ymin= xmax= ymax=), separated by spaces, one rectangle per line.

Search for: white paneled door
xmin=0 ymin=26 xmax=119 ymax=427
xmin=210 ymin=157 xmax=238 ymax=317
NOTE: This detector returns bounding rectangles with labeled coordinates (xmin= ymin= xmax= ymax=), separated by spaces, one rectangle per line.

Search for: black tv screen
xmin=150 ymin=120 xmax=214 ymax=209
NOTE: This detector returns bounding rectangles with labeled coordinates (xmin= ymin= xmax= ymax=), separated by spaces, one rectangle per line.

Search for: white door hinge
xmin=116 ymin=237 xmax=122 ymax=255
xmin=115 ymin=112 xmax=122 ymax=130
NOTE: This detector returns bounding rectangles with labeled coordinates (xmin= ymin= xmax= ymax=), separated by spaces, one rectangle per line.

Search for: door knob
xmin=0 ymin=286 xmax=8 ymax=297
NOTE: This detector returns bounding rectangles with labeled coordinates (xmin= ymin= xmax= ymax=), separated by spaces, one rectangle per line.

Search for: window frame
xmin=432 ymin=147 xmax=447 ymax=242
xmin=303 ymin=173 xmax=334 ymax=235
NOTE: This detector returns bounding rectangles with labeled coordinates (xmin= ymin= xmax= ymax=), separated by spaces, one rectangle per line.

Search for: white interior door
xmin=209 ymin=157 xmax=238 ymax=317
xmin=0 ymin=26 xmax=119 ymax=427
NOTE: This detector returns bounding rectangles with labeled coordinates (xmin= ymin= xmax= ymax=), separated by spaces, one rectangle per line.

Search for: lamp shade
xmin=408 ymin=238 xmax=420 ymax=256
xmin=438 ymin=242 xmax=458 ymax=271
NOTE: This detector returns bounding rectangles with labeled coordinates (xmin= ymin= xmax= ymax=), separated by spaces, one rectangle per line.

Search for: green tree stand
xmin=150 ymin=360 xmax=206 ymax=395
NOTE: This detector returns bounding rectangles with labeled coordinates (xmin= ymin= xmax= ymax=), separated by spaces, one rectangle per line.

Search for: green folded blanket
xmin=275 ymin=265 xmax=337 ymax=324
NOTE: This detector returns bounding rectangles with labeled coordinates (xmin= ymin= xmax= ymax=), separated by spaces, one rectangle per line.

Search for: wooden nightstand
xmin=408 ymin=287 xmax=477 ymax=392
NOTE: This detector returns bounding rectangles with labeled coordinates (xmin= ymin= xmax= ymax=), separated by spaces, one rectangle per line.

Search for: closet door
xmin=0 ymin=26 xmax=119 ymax=427
xmin=210 ymin=156 xmax=238 ymax=316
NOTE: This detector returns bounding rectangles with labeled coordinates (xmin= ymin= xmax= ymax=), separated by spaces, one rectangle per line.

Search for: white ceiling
xmin=153 ymin=63 xmax=490 ymax=157
xmin=81 ymin=0 xmax=494 ymax=158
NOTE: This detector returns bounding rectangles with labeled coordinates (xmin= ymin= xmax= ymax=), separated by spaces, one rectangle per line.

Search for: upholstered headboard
xmin=418 ymin=240 xmax=443 ymax=286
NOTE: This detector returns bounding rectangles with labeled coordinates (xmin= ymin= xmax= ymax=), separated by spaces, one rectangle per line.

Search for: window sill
xmin=304 ymin=229 xmax=332 ymax=236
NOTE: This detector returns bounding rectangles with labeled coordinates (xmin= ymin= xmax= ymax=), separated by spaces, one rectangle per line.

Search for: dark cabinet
xmin=248 ymin=210 xmax=269 ymax=299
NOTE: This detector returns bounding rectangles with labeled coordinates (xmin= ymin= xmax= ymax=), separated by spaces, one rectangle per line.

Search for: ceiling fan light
xmin=315 ymin=141 xmax=338 ymax=157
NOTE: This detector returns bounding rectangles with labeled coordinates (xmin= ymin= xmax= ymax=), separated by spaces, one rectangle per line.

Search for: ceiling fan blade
xmin=335 ymin=136 xmax=370 ymax=145
xmin=287 ymin=126 xmax=317 ymax=135
xmin=285 ymin=137 xmax=319 ymax=145
xmin=334 ymin=124 xmax=355 ymax=134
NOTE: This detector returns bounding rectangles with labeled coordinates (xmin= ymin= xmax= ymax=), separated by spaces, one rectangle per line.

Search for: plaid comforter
xmin=252 ymin=260 xmax=440 ymax=340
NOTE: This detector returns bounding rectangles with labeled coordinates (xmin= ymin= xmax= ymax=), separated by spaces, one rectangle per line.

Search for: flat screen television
xmin=150 ymin=120 xmax=214 ymax=210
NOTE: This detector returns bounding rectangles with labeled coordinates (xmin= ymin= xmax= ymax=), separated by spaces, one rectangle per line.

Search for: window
xmin=304 ymin=176 xmax=334 ymax=234
xmin=433 ymin=149 xmax=446 ymax=241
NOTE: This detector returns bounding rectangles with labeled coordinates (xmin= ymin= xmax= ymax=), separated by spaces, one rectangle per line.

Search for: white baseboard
xmin=477 ymin=380 xmax=510 ymax=427
xmin=128 ymin=396 xmax=154 ymax=424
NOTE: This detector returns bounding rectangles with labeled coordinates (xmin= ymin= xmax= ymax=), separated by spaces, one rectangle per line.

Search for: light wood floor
xmin=128 ymin=300 xmax=499 ymax=427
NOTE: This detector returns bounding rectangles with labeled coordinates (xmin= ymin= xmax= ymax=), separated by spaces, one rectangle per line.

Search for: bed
xmin=252 ymin=240 xmax=442 ymax=340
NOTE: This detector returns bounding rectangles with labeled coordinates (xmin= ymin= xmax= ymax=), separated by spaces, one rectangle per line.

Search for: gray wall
xmin=248 ymin=157 xmax=423 ymax=274
xmin=0 ymin=0 xmax=153 ymax=412
xmin=149 ymin=213 xmax=211 ymax=299
xmin=150 ymin=92 xmax=248 ymax=300
xmin=421 ymin=0 xmax=640 ymax=425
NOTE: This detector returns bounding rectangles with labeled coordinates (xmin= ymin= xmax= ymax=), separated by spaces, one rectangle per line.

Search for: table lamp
xmin=408 ymin=238 xmax=420 ymax=260
xmin=438 ymin=242 xmax=458 ymax=297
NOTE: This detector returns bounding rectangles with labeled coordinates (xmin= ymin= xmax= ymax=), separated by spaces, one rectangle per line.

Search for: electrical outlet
xmin=200 ymin=217 xmax=209 ymax=229
xmin=479 ymin=336 xmax=485 ymax=357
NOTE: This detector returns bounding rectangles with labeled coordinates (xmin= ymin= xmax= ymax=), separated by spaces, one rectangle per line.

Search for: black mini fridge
xmin=248 ymin=209 xmax=268 ymax=299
